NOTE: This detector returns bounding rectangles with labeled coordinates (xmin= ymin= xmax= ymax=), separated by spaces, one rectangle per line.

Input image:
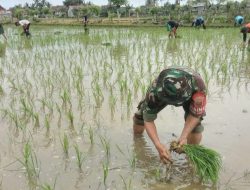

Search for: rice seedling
xmin=67 ymin=109 xmax=74 ymax=128
xmin=102 ymin=161 xmax=109 ymax=186
xmin=126 ymin=89 xmax=132 ymax=108
xmin=133 ymin=77 xmax=140 ymax=97
xmin=44 ymin=115 xmax=50 ymax=131
xmin=38 ymin=98 xmax=54 ymax=114
xmin=154 ymin=167 xmax=161 ymax=181
xmin=33 ymin=112 xmax=40 ymax=128
xmin=116 ymin=144 xmax=136 ymax=169
xmin=120 ymin=175 xmax=132 ymax=190
xmin=0 ymin=85 xmax=4 ymax=97
xmin=0 ymin=176 xmax=2 ymax=189
xmin=60 ymin=88 xmax=71 ymax=108
xmin=88 ymin=126 xmax=94 ymax=145
xmin=74 ymin=144 xmax=85 ymax=171
xmin=108 ymin=92 xmax=117 ymax=119
xmin=2 ymin=109 xmax=23 ymax=129
xmin=75 ymin=79 xmax=84 ymax=98
xmin=41 ymin=184 xmax=54 ymax=190
xmin=60 ymin=133 xmax=70 ymax=156
xmin=40 ymin=176 xmax=57 ymax=190
xmin=92 ymin=82 xmax=104 ymax=108
xmin=170 ymin=141 xmax=222 ymax=183
xmin=55 ymin=103 xmax=62 ymax=122
xmin=17 ymin=142 xmax=40 ymax=186
xmin=99 ymin=136 xmax=110 ymax=160
xmin=0 ymin=42 xmax=6 ymax=57
xmin=20 ymin=97 xmax=32 ymax=119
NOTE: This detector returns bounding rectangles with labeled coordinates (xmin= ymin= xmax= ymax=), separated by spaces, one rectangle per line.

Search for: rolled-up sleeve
xmin=189 ymin=92 xmax=206 ymax=117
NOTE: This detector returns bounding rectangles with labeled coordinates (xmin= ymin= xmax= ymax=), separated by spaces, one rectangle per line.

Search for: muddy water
xmin=0 ymin=26 xmax=250 ymax=190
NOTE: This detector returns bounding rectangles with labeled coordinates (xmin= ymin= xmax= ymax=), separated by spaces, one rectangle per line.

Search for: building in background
xmin=0 ymin=5 xmax=12 ymax=22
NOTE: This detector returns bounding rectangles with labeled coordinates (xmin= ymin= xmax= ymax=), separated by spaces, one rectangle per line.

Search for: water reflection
xmin=0 ymin=42 xmax=6 ymax=57
xmin=133 ymin=135 xmax=216 ymax=189
xmin=239 ymin=47 xmax=250 ymax=79
xmin=133 ymin=135 xmax=159 ymax=168
xmin=165 ymin=39 xmax=178 ymax=53
xmin=20 ymin=38 xmax=33 ymax=50
xmin=84 ymin=26 xmax=89 ymax=35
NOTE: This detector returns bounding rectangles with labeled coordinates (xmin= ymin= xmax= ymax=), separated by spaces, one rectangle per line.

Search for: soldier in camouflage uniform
xmin=133 ymin=66 xmax=207 ymax=163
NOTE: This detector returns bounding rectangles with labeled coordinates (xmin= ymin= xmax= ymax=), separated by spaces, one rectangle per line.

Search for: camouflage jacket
xmin=138 ymin=67 xmax=207 ymax=122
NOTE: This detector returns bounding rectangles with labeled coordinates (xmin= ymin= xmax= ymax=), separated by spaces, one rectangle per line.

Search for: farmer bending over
xmin=133 ymin=66 xmax=207 ymax=163
xmin=192 ymin=16 xmax=206 ymax=29
xmin=0 ymin=23 xmax=7 ymax=40
xmin=240 ymin=23 xmax=250 ymax=46
xmin=166 ymin=20 xmax=179 ymax=38
xmin=15 ymin=19 xmax=31 ymax=37
xmin=83 ymin=15 xmax=88 ymax=27
xmin=234 ymin=15 xmax=244 ymax=27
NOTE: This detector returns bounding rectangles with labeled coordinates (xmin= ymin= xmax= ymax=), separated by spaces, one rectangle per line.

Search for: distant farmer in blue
xmin=234 ymin=15 xmax=244 ymax=27
xmin=133 ymin=66 xmax=207 ymax=163
xmin=192 ymin=16 xmax=206 ymax=29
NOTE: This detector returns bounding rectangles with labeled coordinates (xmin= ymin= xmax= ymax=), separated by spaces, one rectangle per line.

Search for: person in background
xmin=192 ymin=16 xmax=206 ymax=29
xmin=133 ymin=66 xmax=207 ymax=163
xmin=83 ymin=15 xmax=88 ymax=27
xmin=240 ymin=23 xmax=250 ymax=46
xmin=15 ymin=19 xmax=31 ymax=37
xmin=234 ymin=15 xmax=244 ymax=27
xmin=166 ymin=20 xmax=179 ymax=38
xmin=0 ymin=23 xmax=7 ymax=40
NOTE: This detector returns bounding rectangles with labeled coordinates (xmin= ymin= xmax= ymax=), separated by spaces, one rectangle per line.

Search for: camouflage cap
xmin=162 ymin=74 xmax=192 ymax=100
xmin=163 ymin=77 xmax=192 ymax=97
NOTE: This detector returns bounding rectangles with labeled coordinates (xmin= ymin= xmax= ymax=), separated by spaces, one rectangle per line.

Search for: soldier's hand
xmin=178 ymin=138 xmax=187 ymax=146
xmin=156 ymin=143 xmax=172 ymax=164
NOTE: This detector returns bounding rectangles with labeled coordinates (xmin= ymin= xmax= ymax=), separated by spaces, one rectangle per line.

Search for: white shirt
xmin=19 ymin=20 xmax=30 ymax=26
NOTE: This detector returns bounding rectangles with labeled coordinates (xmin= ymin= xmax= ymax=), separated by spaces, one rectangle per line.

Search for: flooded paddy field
xmin=0 ymin=25 xmax=250 ymax=190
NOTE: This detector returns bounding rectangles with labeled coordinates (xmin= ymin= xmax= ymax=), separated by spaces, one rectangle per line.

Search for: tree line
xmin=9 ymin=0 xmax=250 ymax=25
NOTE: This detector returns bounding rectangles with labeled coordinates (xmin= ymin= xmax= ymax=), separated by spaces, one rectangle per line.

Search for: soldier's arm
xmin=178 ymin=114 xmax=201 ymax=145
xmin=144 ymin=121 xmax=172 ymax=163
xmin=179 ymin=91 xmax=206 ymax=145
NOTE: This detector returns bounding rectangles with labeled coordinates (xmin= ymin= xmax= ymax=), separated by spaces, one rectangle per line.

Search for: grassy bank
xmin=15 ymin=17 xmax=237 ymax=28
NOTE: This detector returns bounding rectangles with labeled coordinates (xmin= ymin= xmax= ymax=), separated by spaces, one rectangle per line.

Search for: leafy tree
xmin=109 ymin=0 xmax=128 ymax=8
xmin=12 ymin=5 xmax=26 ymax=19
xmin=41 ymin=7 xmax=50 ymax=15
xmin=72 ymin=8 xmax=80 ymax=19
xmin=145 ymin=0 xmax=158 ymax=7
xmin=63 ymin=0 xmax=84 ymax=7
xmin=150 ymin=7 xmax=160 ymax=22
xmin=135 ymin=7 xmax=141 ymax=20
xmin=79 ymin=7 xmax=89 ymax=16
xmin=31 ymin=0 xmax=51 ymax=9
xmin=88 ymin=5 xmax=101 ymax=17
xmin=109 ymin=0 xmax=128 ymax=20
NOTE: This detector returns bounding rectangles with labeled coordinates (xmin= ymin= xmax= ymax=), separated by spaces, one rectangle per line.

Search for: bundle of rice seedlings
xmin=170 ymin=141 xmax=222 ymax=183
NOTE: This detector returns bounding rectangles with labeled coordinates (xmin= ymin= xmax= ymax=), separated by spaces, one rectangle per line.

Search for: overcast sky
xmin=0 ymin=0 xmax=147 ymax=9
xmin=1 ymin=0 xmax=243 ymax=9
